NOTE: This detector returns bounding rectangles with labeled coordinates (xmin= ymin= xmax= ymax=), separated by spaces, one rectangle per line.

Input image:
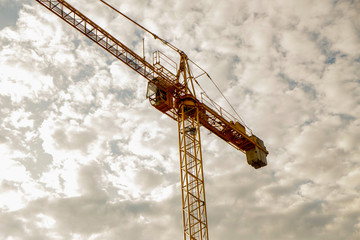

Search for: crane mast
xmin=35 ymin=1 xmax=269 ymax=239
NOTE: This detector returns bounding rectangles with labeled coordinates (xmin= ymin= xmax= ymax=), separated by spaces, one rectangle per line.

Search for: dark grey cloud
xmin=0 ymin=1 xmax=25 ymax=30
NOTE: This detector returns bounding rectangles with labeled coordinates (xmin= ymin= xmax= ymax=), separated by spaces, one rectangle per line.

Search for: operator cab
xmin=146 ymin=77 xmax=173 ymax=113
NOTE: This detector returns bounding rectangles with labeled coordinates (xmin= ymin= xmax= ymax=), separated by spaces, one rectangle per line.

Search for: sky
xmin=0 ymin=0 xmax=359 ymax=239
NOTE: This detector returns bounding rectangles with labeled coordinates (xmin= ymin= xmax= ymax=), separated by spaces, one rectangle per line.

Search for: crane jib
xmin=37 ymin=0 xmax=179 ymax=87
xmin=35 ymin=0 xmax=268 ymax=168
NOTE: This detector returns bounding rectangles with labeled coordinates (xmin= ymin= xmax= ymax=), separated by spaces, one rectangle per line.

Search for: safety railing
xmin=200 ymin=92 xmax=252 ymax=136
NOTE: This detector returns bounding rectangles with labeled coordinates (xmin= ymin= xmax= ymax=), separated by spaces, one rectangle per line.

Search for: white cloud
xmin=0 ymin=62 xmax=54 ymax=103
xmin=0 ymin=0 xmax=359 ymax=240
xmin=35 ymin=213 xmax=56 ymax=229
xmin=0 ymin=190 xmax=24 ymax=211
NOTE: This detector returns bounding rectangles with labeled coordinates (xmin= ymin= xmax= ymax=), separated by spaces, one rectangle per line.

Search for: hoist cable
xmin=100 ymin=0 xmax=250 ymax=131
xmin=188 ymin=59 xmax=250 ymax=130
xmin=99 ymin=0 xmax=180 ymax=53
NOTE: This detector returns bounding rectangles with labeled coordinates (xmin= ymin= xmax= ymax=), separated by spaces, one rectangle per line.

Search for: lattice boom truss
xmin=178 ymin=101 xmax=209 ymax=240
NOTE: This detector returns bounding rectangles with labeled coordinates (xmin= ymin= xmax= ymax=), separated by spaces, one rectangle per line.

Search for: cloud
xmin=0 ymin=0 xmax=359 ymax=240
xmin=0 ymin=161 xmax=182 ymax=240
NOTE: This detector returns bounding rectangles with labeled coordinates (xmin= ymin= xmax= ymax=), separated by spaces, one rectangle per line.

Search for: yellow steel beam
xmin=178 ymin=98 xmax=209 ymax=240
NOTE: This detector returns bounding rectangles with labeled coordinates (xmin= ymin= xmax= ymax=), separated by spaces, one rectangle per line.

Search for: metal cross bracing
xmin=35 ymin=0 xmax=269 ymax=239
xmin=35 ymin=0 xmax=177 ymax=85
xmin=178 ymin=99 xmax=208 ymax=240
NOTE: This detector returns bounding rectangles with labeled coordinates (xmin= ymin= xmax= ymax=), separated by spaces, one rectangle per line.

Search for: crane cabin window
xmin=146 ymin=81 xmax=172 ymax=113
xmin=147 ymin=82 xmax=167 ymax=105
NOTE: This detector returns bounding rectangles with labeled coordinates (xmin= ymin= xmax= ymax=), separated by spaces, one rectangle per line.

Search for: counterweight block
xmin=246 ymin=135 xmax=267 ymax=169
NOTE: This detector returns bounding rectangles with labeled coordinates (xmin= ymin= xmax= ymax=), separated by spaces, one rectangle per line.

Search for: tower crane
xmin=35 ymin=1 xmax=269 ymax=239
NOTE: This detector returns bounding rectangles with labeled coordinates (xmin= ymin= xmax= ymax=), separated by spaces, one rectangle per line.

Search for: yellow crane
xmin=35 ymin=1 xmax=269 ymax=239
